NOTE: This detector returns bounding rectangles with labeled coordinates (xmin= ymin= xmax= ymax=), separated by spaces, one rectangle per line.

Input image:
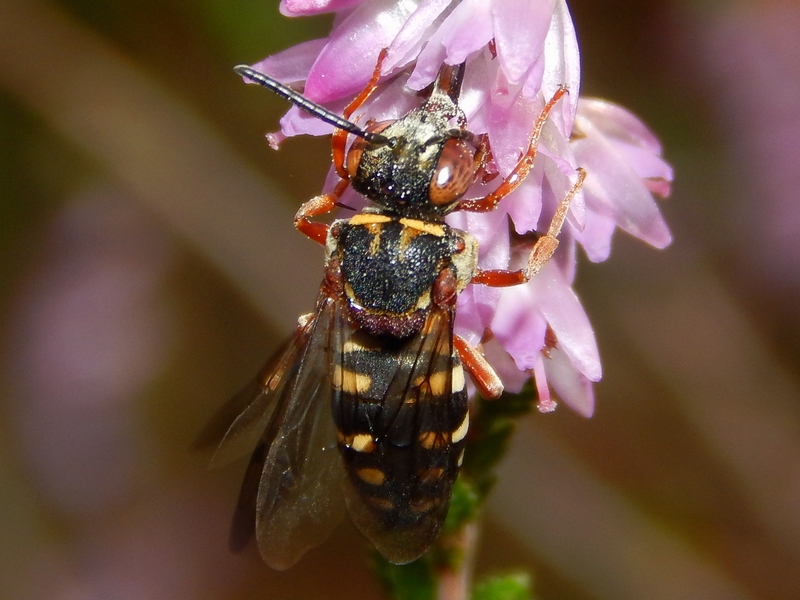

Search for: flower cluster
xmin=253 ymin=0 xmax=672 ymax=416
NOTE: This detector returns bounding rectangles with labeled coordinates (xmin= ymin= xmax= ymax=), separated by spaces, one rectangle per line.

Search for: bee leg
xmin=301 ymin=50 xmax=389 ymax=241
xmin=456 ymin=86 xmax=569 ymax=213
xmin=470 ymin=134 xmax=498 ymax=185
xmin=471 ymin=168 xmax=586 ymax=287
xmin=331 ymin=48 xmax=389 ymax=178
xmin=294 ymin=178 xmax=351 ymax=244
xmin=454 ymin=335 xmax=504 ymax=400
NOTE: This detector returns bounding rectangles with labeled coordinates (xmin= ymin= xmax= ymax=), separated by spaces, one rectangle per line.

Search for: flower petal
xmin=506 ymin=173 xmax=544 ymax=234
xmin=573 ymin=144 xmax=673 ymax=249
xmin=447 ymin=204 xmax=509 ymax=265
xmin=438 ymin=0 xmax=494 ymax=64
xmin=532 ymin=261 xmax=601 ymax=381
xmin=450 ymin=210 xmax=508 ymax=342
xmin=355 ymin=74 xmax=421 ymax=121
xmin=573 ymin=105 xmax=673 ymax=249
xmin=457 ymin=50 xmax=494 ymax=128
xmin=383 ymin=0 xmax=453 ymax=73
xmin=491 ymin=282 xmax=547 ymax=372
xmin=537 ymin=0 xmax=580 ymax=131
xmin=280 ymin=0 xmax=366 ymax=16
xmin=455 ymin=283 xmax=502 ymax=340
xmin=482 ymin=337 xmax=531 ymax=394
xmin=278 ymin=100 xmax=347 ymax=137
xmin=251 ymin=38 xmax=328 ymax=84
xmin=578 ymin=98 xmax=664 ymax=155
xmin=574 ymin=207 xmax=617 ymax=262
xmin=615 ymin=143 xmax=674 ymax=183
xmin=493 ymin=0 xmax=556 ymax=85
xmin=408 ymin=0 xmax=494 ymax=90
xmin=543 ymin=345 xmax=595 ymax=417
xmin=305 ymin=0 xmax=420 ymax=102
xmin=487 ymin=87 xmax=539 ymax=175
xmin=539 ymin=121 xmax=585 ymax=228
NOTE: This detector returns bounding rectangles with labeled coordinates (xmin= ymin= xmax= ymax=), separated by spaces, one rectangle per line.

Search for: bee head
xmin=235 ymin=61 xmax=475 ymax=219
xmin=344 ymin=69 xmax=475 ymax=220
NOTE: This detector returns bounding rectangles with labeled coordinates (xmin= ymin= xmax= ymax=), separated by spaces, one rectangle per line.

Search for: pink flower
xmin=248 ymin=0 xmax=671 ymax=416
xmin=572 ymin=98 xmax=673 ymax=262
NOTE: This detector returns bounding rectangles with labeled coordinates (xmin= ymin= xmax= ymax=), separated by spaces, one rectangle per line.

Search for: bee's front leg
xmin=294 ymin=179 xmax=351 ymax=244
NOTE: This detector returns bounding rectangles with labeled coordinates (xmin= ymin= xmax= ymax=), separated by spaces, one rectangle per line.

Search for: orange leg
xmin=454 ymin=335 xmax=504 ymax=400
xmin=470 ymin=134 xmax=498 ymax=185
xmin=471 ymin=168 xmax=586 ymax=287
xmin=332 ymin=49 xmax=390 ymax=179
xmin=294 ymin=179 xmax=351 ymax=245
xmin=458 ymin=86 xmax=569 ymax=213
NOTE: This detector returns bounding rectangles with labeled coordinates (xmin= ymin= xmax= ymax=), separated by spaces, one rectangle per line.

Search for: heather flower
xmin=572 ymin=98 xmax=673 ymax=262
xmin=249 ymin=0 xmax=672 ymax=416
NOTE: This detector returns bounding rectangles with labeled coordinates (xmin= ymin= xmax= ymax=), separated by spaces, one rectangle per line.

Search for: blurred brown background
xmin=2 ymin=0 xmax=799 ymax=598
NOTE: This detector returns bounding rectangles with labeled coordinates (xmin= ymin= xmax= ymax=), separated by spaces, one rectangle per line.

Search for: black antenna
xmin=234 ymin=65 xmax=392 ymax=146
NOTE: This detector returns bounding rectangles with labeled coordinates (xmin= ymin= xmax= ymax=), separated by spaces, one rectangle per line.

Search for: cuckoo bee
xmin=202 ymin=51 xmax=585 ymax=569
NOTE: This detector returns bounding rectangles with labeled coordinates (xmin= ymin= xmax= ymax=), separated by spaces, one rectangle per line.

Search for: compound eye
xmin=345 ymin=121 xmax=393 ymax=179
xmin=429 ymin=138 xmax=474 ymax=206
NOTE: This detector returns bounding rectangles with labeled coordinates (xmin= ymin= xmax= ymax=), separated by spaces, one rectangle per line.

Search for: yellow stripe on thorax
xmin=348 ymin=214 xmax=392 ymax=226
xmin=399 ymin=218 xmax=445 ymax=237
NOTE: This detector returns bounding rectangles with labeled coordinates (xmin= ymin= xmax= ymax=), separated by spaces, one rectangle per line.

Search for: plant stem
xmin=436 ymin=521 xmax=480 ymax=600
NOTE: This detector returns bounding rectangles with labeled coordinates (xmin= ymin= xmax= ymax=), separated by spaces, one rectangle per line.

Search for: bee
xmin=201 ymin=51 xmax=585 ymax=570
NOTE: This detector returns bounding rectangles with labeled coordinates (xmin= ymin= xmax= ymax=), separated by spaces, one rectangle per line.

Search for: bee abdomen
xmin=340 ymin=430 xmax=465 ymax=520
xmin=333 ymin=349 xmax=469 ymax=556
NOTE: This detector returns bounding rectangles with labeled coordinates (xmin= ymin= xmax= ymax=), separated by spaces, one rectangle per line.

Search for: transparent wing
xmin=205 ymin=294 xmax=348 ymax=570
xmin=201 ymin=331 xmax=310 ymax=469
xmin=249 ymin=295 xmax=348 ymax=570
xmin=338 ymin=307 xmax=469 ymax=564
